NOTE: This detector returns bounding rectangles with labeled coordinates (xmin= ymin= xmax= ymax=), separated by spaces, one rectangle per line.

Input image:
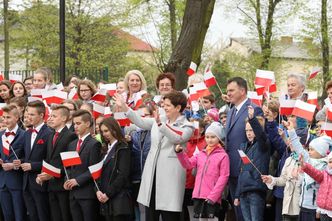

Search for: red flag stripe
xmin=62 ymin=158 xmax=82 ymax=167
xmin=42 ymin=166 xmax=61 ymax=178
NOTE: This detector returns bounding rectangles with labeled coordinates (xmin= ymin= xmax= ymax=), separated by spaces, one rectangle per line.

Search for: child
xmin=175 ymin=122 xmax=229 ymax=220
xmin=300 ymin=152 xmax=332 ymax=221
xmin=234 ymin=106 xmax=270 ymax=221
xmin=285 ymin=120 xmax=330 ymax=221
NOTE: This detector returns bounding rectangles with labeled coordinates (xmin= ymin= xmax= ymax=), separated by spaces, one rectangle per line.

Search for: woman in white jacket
xmin=114 ymin=91 xmax=194 ymax=221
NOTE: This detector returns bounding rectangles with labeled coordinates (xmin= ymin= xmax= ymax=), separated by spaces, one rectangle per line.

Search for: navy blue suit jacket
xmin=225 ymin=98 xmax=263 ymax=178
xmin=22 ymin=124 xmax=52 ymax=192
xmin=0 ymin=127 xmax=25 ymax=190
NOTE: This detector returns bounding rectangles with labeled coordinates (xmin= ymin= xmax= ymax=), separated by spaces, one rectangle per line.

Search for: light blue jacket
xmin=288 ymin=129 xmax=327 ymax=210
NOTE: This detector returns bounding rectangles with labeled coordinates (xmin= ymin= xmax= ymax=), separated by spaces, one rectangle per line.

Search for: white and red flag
xmin=114 ymin=112 xmax=131 ymax=127
xmin=0 ymin=103 xmax=6 ymax=117
xmin=42 ymin=90 xmax=68 ymax=105
xmin=291 ymin=100 xmax=316 ymax=121
xmin=56 ymin=83 xmax=64 ymax=91
xmin=68 ymin=88 xmax=79 ymax=100
xmin=100 ymin=84 xmax=117 ymax=97
xmin=0 ymin=73 xmax=4 ymax=81
xmin=279 ymin=99 xmax=296 ymax=116
xmin=132 ymin=90 xmax=147 ymax=110
xmin=321 ymin=122 xmax=332 ymax=138
xmin=255 ymin=69 xmax=274 ymax=87
xmin=91 ymin=89 xmax=107 ymax=102
xmin=187 ymin=62 xmax=197 ymax=76
xmin=247 ymin=91 xmax=263 ymax=107
xmin=306 ymin=91 xmax=319 ymax=107
xmin=238 ymin=150 xmax=251 ymax=164
xmin=30 ymin=89 xmax=45 ymax=98
xmin=204 ymin=71 xmax=217 ymax=87
xmin=104 ymin=107 xmax=112 ymax=118
xmin=2 ymin=138 xmax=10 ymax=156
xmin=92 ymin=103 xmax=105 ymax=119
xmin=189 ymin=82 xmax=210 ymax=101
xmin=60 ymin=151 xmax=82 ymax=167
xmin=88 ymin=160 xmax=103 ymax=180
xmin=42 ymin=161 xmax=61 ymax=178
xmin=8 ymin=74 xmax=22 ymax=83
xmin=309 ymin=67 xmax=321 ymax=80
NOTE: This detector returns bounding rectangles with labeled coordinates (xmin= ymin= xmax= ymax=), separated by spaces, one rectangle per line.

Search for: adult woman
xmin=123 ymin=70 xmax=147 ymax=107
xmin=156 ymin=72 xmax=175 ymax=96
xmin=97 ymin=117 xmax=132 ymax=221
xmin=114 ymin=91 xmax=194 ymax=221
xmin=0 ymin=80 xmax=12 ymax=104
xmin=77 ymin=79 xmax=97 ymax=103
xmin=285 ymin=74 xmax=306 ymax=100
xmin=9 ymin=81 xmax=28 ymax=98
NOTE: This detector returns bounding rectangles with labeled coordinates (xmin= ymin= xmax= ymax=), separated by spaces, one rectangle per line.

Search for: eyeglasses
xmin=159 ymin=84 xmax=172 ymax=88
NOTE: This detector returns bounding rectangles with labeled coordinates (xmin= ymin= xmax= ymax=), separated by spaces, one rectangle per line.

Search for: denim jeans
xmin=240 ymin=192 xmax=265 ymax=221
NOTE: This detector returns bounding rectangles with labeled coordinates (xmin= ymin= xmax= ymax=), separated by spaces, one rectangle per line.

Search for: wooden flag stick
xmin=94 ymin=180 xmax=100 ymax=192
xmin=64 ymin=167 xmax=69 ymax=181
xmin=9 ymin=145 xmax=18 ymax=160
xmin=248 ymin=158 xmax=262 ymax=175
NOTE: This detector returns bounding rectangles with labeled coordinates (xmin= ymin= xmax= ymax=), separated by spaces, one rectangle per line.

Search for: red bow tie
xmin=29 ymin=129 xmax=38 ymax=134
xmin=5 ymin=131 xmax=15 ymax=137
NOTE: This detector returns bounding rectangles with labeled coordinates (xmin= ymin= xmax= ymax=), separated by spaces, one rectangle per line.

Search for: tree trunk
xmin=164 ymin=0 xmax=216 ymax=90
xmin=3 ymin=0 xmax=10 ymax=77
xmin=321 ymin=0 xmax=329 ymax=98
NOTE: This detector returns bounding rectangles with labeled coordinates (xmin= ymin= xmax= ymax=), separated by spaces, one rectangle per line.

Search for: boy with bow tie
xmin=0 ymin=105 xmax=26 ymax=221
xmin=14 ymin=100 xmax=52 ymax=221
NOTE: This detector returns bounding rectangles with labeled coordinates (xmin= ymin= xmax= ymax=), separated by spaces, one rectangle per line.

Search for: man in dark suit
xmin=225 ymin=77 xmax=263 ymax=221
xmin=37 ymin=105 xmax=77 ymax=221
xmin=64 ymin=110 xmax=101 ymax=221
xmin=0 ymin=105 xmax=26 ymax=221
xmin=14 ymin=100 xmax=52 ymax=221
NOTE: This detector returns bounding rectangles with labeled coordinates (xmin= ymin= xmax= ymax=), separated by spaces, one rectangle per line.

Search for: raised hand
xmin=282 ymin=120 xmax=294 ymax=130
xmin=175 ymin=145 xmax=183 ymax=153
xmin=113 ymin=93 xmax=128 ymax=112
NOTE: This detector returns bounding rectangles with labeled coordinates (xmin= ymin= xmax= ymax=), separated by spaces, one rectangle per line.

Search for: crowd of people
xmin=0 ymin=67 xmax=331 ymax=221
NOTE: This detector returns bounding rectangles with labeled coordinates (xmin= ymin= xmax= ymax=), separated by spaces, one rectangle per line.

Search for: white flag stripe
xmin=321 ymin=122 xmax=332 ymax=130
xmin=100 ymin=83 xmax=117 ymax=91
xmin=307 ymin=91 xmax=317 ymax=99
xmin=113 ymin=112 xmax=127 ymax=119
xmin=42 ymin=161 xmax=61 ymax=174
xmin=247 ymin=91 xmax=263 ymax=100
xmin=88 ymin=160 xmax=103 ymax=173
xmin=294 ymin=100 xmax=316 ymax=112
xmin=42 ymin=90 xmax=68 ymax=99
xmin=60 ymin=151 xmax=80 ymax=160
xmin=256 ymin=69 xmax=275 ymax=80
xmin=93 ymin=103 xmax=105 ymax=113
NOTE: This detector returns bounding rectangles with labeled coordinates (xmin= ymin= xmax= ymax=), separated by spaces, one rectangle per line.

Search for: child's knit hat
xmin=309 ymin=135 xmax=332 ymax=157
xmin=205 ymin=122 xmax=224 ymax=141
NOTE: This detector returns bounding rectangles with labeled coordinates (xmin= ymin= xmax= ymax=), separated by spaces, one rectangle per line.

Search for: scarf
xmin=206 ymin=144 xmax=220 ymax=155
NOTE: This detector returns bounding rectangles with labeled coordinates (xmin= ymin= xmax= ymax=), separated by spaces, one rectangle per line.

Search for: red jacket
xmin=185 ymin=136 xmax=206 ymax=189
xmin=303 ymin=163 xmax=332 ymax=211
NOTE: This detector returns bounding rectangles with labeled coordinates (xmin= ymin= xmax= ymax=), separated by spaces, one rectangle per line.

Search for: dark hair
xmin=326 ymin=80 xmax=332 ymax=91
xmin=156 ymin=72 xmax=176 ymax=89
xmin=0 ymin=80 xmax=12 ymax=90
xmin=72 ymin=109 xmax=93 ymax=128
xmin=62 ymin=99 xmax=78 ymax=111
xmin=51 ymin=105 xmax=70 ymax=121
xmin=23 ymin=76 xmax=33 ymax=84
xmin=202 ymin=94 xmax=215 ymax=103
xmin=10 ymin=97 xmax=27 ymax=108
xmin=99 ymin=117 xmax=126 ymax=144
xmin=27 ymin=100 xmax=46 ymax=116
xmin=2 ymin=104 xmax=20 ymax=117
xmin=9 ymin=81 xmax=28 ymax=98
xmin=64 ymin=75 xmax=80 ymax=87
xmin=227 ymin=77 xmax=248 ymax=93
xmin=163 ymin=91 xmax=187 ymax=113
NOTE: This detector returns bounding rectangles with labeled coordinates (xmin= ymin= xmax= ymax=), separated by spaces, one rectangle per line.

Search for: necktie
xmin=231 ymin=108 xmax=237 ymax=125
xmin=52 ymin=132 xmax=59 ymax=146
xmin=76 ymin=139 xmax=83 ymax=152
xmin=5 ymin=131 xmax=15 ymax=137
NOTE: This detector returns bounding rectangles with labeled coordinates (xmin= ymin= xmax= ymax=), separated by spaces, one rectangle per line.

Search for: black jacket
xmin=67 ymin=134 xmax=101 ymax=200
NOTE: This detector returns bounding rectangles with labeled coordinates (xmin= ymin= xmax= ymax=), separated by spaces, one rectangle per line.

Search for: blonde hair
xmin=124 ymin=70 xmax=147 ymax=92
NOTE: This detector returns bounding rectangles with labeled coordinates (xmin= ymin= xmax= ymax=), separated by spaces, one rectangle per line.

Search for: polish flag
xmin=238 ymin=150 xmax=251 ymax=164
xmin=0 ymin=73 xmax=4 ymax=81
xmin=56 ymin=83 xmax=64 ymax=91
xmin=204 ymin=71 xmax=217 ymax=87
xmin=43 ymin=100 xmax=51 ymax=121
xmin=187 ymin=62 xmax=197 ymax=76
xmin=132 ymin=90 xmax=147 ymax=110
xmin=279 ymin=99 xmax=296 ymax=116
xmin=114 ymin=112 xmax=131 ymax=127
xmin=255 ymin=85 xmax=266 ymax=96
xmin=269 ymin=82 xmax=277 ymax=93
xmin=2 ymin=138 xmax=10 ymax=156
xmin=91 ymin=89 xmax=107 ymax=102
xmin=92 ymin=103 xmax=105 ymax=119
xmin=306 ymin=91 xmax=319 ymax=107
xmin=68 ymin=88 xmax=79 ymax=100
xmin=326 ymin=107 xmax=332 ymax=121
xmin=30 ymin=89 xmax=45 ymax=98
xmin=192 ymin=82 xmax=211 ymax=98
xmin=42 ymin=161 xmax=61 ymax=178
xmin=189 ymin=87 xmax=199 ymax=101
xmin=309 ymin=67 xmax=321 ymax=80
xmin=291 ymin=100 xmax=316 ymax=121
xmin=100 ymin=84 xmax=117 ymax=97
xmin=321 ymin=122 xmax=332 ymax=138
xmin=255 ymin=69 xmax=274 ymax=87
xmin=8 ymin=74 xmax=22 ymax=83
xmin=60 ymin=151 xmax=82 ymax=167
xmin=0 ymin=103 xmax=6 ymax=116
xmin=104 ymin=107 xmax=112 ymax=118
xmin=42 ymin=90 xmax=68 ymax=105
xmin=88 ymin=161 xmax=103 ymax=180
xmin=247 ymin=91 xmax=263 ymax=107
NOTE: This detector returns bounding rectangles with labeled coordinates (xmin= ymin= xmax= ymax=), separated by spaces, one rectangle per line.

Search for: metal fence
xmin=1 ymin=67 xmax=109 ymax=83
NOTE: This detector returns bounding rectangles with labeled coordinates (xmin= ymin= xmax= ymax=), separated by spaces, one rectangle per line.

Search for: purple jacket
xmin=176 ymin=147 xmax=230 ymax=203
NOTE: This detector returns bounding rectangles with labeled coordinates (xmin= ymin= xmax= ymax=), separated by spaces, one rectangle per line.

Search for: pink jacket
xmin=303 ymin=163 xmax=332 ymax=211
xmin=176 ymin=147 xmax=230 ymax=203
